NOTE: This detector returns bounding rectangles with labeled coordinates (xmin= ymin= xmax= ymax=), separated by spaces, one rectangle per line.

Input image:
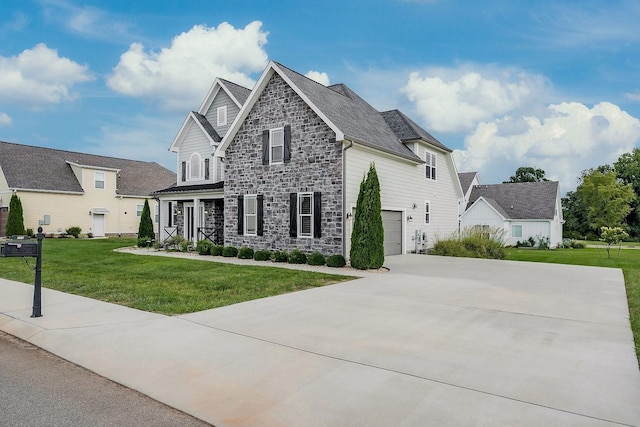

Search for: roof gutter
xmin=342 ymin=139 xmax=354 ymax=258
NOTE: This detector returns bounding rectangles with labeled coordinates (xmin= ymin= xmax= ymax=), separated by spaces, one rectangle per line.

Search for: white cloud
xmin=625 ymin=92 xmax=640 ymax=102
xmin=107 ymin=21 xmax=269 ymax=110
xmin=0 ymin=43 xmax=94 ymax=106
xmin=402 ymin=66 xmax=549 ymax=133
xmin=454 ymin=102 xmax=640 ymax=191
xmin=0 ymin=112 xmax=12 ymax=126
xmin=305 ymin=70 xmax=330 ymax=86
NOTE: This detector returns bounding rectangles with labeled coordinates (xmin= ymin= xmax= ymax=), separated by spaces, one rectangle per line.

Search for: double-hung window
xmin=136 ymin=204 xmax=143 ymax=217
xmin=270 ymin=128 xmax=284 ymax=164
xmin=425 ymin=201 xmax=431 ymax=224
xmin=244 ymin=195 xmax=257 ymax=236
xmin=94 ymin=171 xmax=105 ymax=189
xmin=298 ymin=193 xmax=313 ymax=238
xmin=425 ymin=151 xmax=437 ymax=180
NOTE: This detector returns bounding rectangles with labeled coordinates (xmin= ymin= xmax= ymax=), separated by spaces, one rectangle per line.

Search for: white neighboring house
xmin=460 ymin=181 xmax=564 ymax=248
xmin=458 ymin=171 xmax=479 ymax=216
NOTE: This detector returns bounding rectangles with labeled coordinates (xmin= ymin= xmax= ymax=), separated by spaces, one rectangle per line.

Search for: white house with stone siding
xmin=155 ymin=61 xmax=464 ymax=257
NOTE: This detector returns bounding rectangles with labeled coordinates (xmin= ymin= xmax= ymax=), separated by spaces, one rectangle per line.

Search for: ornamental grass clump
xmin=431 ymin=226 xmax=506 ymax=260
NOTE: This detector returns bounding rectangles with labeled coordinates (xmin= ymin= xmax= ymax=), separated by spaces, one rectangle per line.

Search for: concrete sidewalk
xmin=1 ymin=255 xmax=640 ymax=426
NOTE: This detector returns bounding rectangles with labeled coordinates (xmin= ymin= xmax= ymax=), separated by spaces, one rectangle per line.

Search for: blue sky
xmin=1 ymin=0 xmax=639 ymax=191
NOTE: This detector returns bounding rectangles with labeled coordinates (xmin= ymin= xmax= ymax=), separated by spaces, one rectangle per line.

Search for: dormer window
xmin=188 ymin=153 xmax=202 ymax=180
xmin=217 ymin=106 xmax=227 ymax=126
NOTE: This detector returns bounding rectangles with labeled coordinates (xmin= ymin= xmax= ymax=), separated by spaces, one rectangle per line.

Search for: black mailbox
xmin=1 ymin=240 xmax=39 ymax=257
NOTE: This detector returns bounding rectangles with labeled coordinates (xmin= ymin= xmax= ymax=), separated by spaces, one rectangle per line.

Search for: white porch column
xmin=193 ymin=197 xmax=200 ymax=242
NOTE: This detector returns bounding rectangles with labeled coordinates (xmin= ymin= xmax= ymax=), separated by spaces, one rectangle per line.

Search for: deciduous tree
xmin=505 ymin=166 xmax=549 ymax=183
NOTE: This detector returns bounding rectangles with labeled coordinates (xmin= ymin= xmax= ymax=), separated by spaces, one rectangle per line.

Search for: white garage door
xmin=382 ymin=210 xmax=402 ymax=255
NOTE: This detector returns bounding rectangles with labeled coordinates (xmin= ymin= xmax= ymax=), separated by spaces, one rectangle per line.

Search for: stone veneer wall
xmin=224 ymin=74 xmax=343 ymax=255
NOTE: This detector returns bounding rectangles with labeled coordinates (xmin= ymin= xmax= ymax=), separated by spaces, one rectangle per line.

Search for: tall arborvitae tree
xmin=137 ymin=199 xmax=154 ymax=241
xmin=350 ymin=163 xmax=384 ymax=269
xmin=5 ymin=193 xmax=25 ymax=236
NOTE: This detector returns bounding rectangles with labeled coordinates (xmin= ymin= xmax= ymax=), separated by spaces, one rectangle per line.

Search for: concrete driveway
xmin=1 ymin=254 xmax=639 ymax=426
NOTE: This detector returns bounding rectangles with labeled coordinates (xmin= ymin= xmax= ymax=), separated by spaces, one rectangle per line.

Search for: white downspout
xmin=342 ymin=139 xmax=354 ymax=258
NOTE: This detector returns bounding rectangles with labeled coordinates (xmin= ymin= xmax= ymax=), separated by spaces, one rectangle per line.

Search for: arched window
xmin=189 ymin=153 xmax=201 ymax=180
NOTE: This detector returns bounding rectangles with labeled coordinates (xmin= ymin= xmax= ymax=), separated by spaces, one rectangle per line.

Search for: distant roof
xmin=0 ymin=141 xmax=175 ymax=196
xmin=381 ymin=110 xmax=452 ymax=153
xmin=152 ymin=181 xmax=224 ymax=195
xmin=274 ymin=62 xmax=424 ymax=163
xmin=458 ymin=172 xmax=478 ymax=194
xmin=466 ymin=181 xmax=559 ymax=220
xmin=219 ymin=78 xmax=251 ymax=106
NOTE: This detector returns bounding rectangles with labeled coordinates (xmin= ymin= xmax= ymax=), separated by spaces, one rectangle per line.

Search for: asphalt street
xmin=0 ymin=331 xmax=211 ymax=427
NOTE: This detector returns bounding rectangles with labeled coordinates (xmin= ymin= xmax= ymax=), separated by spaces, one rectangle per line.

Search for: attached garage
xmin=382 ymin=210 xmax=402 ymax=255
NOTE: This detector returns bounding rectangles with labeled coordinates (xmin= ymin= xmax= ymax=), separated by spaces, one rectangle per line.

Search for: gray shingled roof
xmin=381 ymin=110 xmax=452 ymax=153
xmin=274 ymin=62 xmax=423 ymax=163
xmin=192 ymin=112 xmax=221 ymax=142
xmin=458 ymin=172 xmax=478 ymax=194
xmin=219 ymin=78 xmax=251 ymax=106
xmin=0 ymin=141 xmax=175 ymax=196
xmin=152 ymin=181 xmax=224 ymax=195
xmin=466 ymin=181 xmax=559 ymax=220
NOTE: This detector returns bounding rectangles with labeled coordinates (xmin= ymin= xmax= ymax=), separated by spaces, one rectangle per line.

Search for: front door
xmin=92 ymin=214 xmax=105 ymax=237
xmin=184 ymin=203 xmax=204 ymax=242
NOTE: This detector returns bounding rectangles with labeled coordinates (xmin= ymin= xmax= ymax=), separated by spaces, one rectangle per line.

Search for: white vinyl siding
xmin=205 ymin=90 xmax=240 ymax=136
xmin=244 ymin=195 xmax=257 ymax=236
xmin=270 ymin=128 xmax=284 ymax=164
xmin=94 ymin=171 xmax=105 ymax=189
xmin=177 ymin=123 xmax=210 ymax=186
xmin=298 ymin=193 xmax=313 ymax=238
xmin=345 ymin=144 xmax=461 ymax=255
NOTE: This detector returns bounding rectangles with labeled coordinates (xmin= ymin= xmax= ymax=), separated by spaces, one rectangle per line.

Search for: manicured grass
xmin=0 ymin=238 xmax=353 ymax=315
xmin=506 ymin=247 xmax=640 ymax=363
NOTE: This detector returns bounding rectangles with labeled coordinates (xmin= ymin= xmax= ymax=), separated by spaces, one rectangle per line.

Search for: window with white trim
xmin=136 ymin=204 xmax=143 ymax=217
xmin=154 ymin=205 xmax=159 ymax=223
xmin=425 ymin=151 xmax=437 ymax=180
xmin=298 ymin=193 xmax=313 ymax=238
xmin=94 ymin=171 xmax=105 ymax=189
xmin=188 ymin=153 xmax=202 ymax=180
xmin=216 ymin=157 xmax=224 ymax=182
xmin=217 ymin=106 xmax=227 ymax=126
xmin=270 ymin=128 xmax=284 ymax=164
xmin=512 ymin=225 xmax=522 ymax=238
xmin=425 ymin=201 xmax=431 ymax=224
xmin=244 ymin=195 xmax=257 ymax=236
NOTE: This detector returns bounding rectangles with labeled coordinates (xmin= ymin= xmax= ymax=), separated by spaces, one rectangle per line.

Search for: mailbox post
xmin=1 ymin=227 xmax=44 ymax=317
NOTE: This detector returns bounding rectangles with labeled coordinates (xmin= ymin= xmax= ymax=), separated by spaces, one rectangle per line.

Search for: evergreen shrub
xmin=222 ymin=246 xmax=238 ymax=257
xmin=326 ymin=254 xmax=346 ymax=268
xmin=307 ymin=252 xmax=326 ymax=266
xmin=254 ymin=249 xmax=272 ymax=261
xmin=238 ymin=247 xmax=254 ymax=259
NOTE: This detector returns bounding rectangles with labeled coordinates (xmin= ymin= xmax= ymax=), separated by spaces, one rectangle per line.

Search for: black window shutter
xmin=181 ymin=161 xmax=186 ymax=182
xmin=237 ymin=195 xmax=244 ymax=235
xmin=168 ymin=202 xmax=172 ymax=227
xmin=262 ymin=130 xmax=269 ymax=165
xmin=313 ymin=192 xmax=322 ymax=238
xmin=289 ymin=192 xmax=297 ymax=237
xmin=204 ymin=158 xmax=210 ymax=180
xmin=284 ymin=125 xmax=291 ymax=163
xmin=257 ymin=195 xmax=264 ymax=236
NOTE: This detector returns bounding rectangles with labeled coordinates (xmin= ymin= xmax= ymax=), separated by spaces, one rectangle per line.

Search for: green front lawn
xmin=0 ymin=238 xmax=353 ymax=315
xmin=506 ymin=247 xmax=640 ymax=363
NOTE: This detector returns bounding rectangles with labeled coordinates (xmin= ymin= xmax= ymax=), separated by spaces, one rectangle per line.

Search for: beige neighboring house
xmin=0 ymin=141 xmax=175 ymax=237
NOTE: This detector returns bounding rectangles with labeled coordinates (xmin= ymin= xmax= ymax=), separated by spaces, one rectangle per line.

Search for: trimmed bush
xmin=222 ymin=246 xmax=238 ymax=257
xmin=66 ymin=226 xmax=82 ymax=238
xmin=137 ymin=199 xmax=154 ymax=241
xmin=5 ymin=193 xmax=25 ymax=236
xmin=196 ymin=239 xmax=214 ymax=255
xmin=210 ymin=245 xmax=224 ymax=256
xmin=307 ymin=252 xmax=326 ymax=266
xmin=326 ymin=254 xmax=346 ymax=268
xmin=570 ymin=240 xmax=586 ymax=249
xmin=272 ymin=250 xmax=289 ymax=263
xmin=288 ymin=249 xmax=307 ymax=264
xmin=254 ymin=249 xmax=272 ymax=261
xmin=238 ymin=247 xmax=254 ymax=259
xmin=137 ymin=237 xmax=153 ymax=247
